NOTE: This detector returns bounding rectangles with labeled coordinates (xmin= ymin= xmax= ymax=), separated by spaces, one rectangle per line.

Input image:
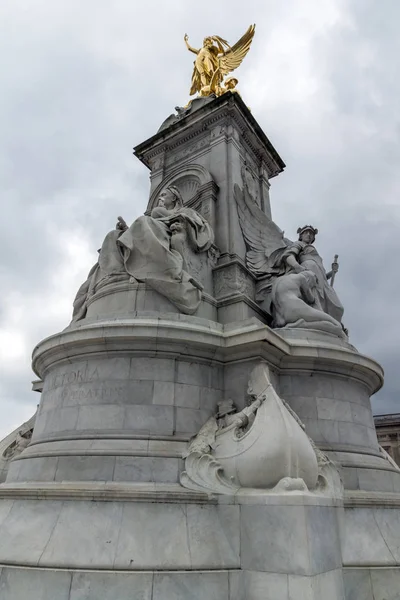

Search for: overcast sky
xmin=0 ymin=0 xmax=399 ymax=439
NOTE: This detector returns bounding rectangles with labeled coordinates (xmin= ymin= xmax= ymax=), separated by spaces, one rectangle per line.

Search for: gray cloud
xmin=0 ymin=0 xmax=399 ymax=437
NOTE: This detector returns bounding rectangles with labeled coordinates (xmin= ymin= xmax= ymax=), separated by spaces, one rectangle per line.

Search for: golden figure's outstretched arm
xmin=184 ymin=34 xmax=199 ymax=55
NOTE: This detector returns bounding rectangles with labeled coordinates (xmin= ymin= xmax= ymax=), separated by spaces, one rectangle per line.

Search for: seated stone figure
xmin=72 ymin=217 xmax=129 ymax=322
xmin=271 ymin=270 xmax=345 ymax=338
xmin=71 ymin=186 xmax=214 ymax=322
xmin=266 ymin=225 xmax=343 ymax=325
xmin=234 ymin=184 xmax=345 ymax=337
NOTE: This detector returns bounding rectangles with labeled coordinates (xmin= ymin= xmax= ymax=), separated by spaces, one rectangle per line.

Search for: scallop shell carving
xmin=175 ymin=178 xmax=200 ymax=203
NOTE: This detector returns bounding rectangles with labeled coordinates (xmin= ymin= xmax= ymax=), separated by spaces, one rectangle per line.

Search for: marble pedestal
xmin=1 ymin=93 xmax=399 ymax=599
xmin=0 ymin=309 xmax=398 ymax=599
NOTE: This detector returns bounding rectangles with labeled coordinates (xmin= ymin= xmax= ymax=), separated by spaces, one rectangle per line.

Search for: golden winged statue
xmin=184 ymin=24 xmax=256 ymax=98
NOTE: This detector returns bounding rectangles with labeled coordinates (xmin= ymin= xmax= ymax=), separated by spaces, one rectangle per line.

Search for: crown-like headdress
xmin=297 ymin=225 xmax=318 ymax=238
xmin=166 ymin=185 xmax=183 ymax=207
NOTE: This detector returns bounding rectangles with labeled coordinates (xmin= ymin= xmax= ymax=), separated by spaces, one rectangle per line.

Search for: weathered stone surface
xmin=342 ymin=506 xmax=400 ymax=566
xmin=1 ymin=92 xmax=398 ymax=600
xmin=241 ymin=503 xmax=342 ymax=576
xmin=0 ymin=568 xmax=72 ymax=600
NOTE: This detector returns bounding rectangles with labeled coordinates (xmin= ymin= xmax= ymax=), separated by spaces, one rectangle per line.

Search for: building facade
xmin=374 ymin=413 xmax=400 ymax=465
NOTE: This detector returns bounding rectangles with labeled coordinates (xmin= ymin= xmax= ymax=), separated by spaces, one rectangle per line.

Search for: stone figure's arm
xmin=284 ymin=242 xmax=305 ymax=274
xmin=226 ymin=397 xmax=263 ymax=430
xmin=286 ymin=254 xmax=305 ymax=273
xmin=300 ymin=276 xmax=316 ymax=305
xmin=326 ymin=260 xmax=338 ymax=280
xmin=184 ymin=34 xmax=199 ymax=54
xmin=243 ymin=397 xmax=263 ymax=416
xmin=222 ymin=412 xmax=249 ymax=433
xmin=151 ymin=206 xmax=170 ymax=219
xmin=117 ymin=216 xmax=128 ymax=232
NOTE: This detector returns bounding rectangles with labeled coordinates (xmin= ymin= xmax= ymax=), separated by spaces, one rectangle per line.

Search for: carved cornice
xmin=0 ymin=482 xmax=212 ymax=504
xmin=33 ymin=318 xmax=383 ymax=395
xmin=344 ymin=490 xmax=400 ymax=508
xmin=134 ymin=93 xmax=285 ymax=179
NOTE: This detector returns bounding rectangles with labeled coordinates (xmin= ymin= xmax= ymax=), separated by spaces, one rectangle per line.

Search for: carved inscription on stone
xmin=47 ymin=365 xmax=101 ymax=391
xmin=61 ymin=385 xmax=125 ymax=403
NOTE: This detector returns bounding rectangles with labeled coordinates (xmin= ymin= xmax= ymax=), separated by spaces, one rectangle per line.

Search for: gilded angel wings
xmin=185 ymin=24 xmax=256 ymax=98
xmin=217 ymin=24 xmax=256 ymax=80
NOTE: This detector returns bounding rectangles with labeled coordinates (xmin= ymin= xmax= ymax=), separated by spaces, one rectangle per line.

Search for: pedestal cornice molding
xmin=32 ymin=318 xmax=384 ymax=394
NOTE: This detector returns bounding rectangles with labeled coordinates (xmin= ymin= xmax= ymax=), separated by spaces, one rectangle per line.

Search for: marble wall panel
xmin=8 ymin=456 xmax=58 ymax=483
xmin=342 ymin=507 xmax=398 ymax=566
xmin=153 ymin=380 xmax=174 ymax=405
xmin=174 ymin=407 xmax=213 ymax=436
xmin=370 ymin=568 xmax=400 ymax=600
xmin=0 ymin=500 xmax=62 ymax=565
xmin=54 ymin=456 xmax=116 ymax=482
xmin=186 ymin=504 xmax=240 ymax=568
xmin=113 ymin=456 xmax=181 ymax=483
xmin=69 ymin=571 xmax=153 ymax=600
xmin=305 ymin=506 xmax=343 ymax=574
xmin=152 ymin=572 xmax=229 ymax=600
xmin=241 ymin=503 xmax=342 ymax=578
xmin=39 ymin=501 xmax=123 ymax=568
xmin=241 ymin=504 xmax=310 ymax=575
xmin=242 ymin=569 xmax=345 ymax=600
xmin=343 ymin=569 xmax=374 ymax=600
xmin=124 ymin=405 xmax=174 ymax=435
xmin=316 ymin=398 xmax=353 ymax=422
xmin=0 ymin=567 xmax=72 ymax=600
xmin=129 ymin=357 xmax=175 ymax=382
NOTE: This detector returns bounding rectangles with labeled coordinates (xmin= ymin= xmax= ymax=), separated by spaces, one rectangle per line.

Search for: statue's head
xmin=217 ymin=399 xmax=236 ymax=417
xmin=247 ymin=362 xmax=271 ymax=399
xmin=157 ymin=186 xmax=183 ymax=210
xmin=203 ymin=37 xmax=213 ymax=48
xmin=297 ymin=225 xmax=318 ymax=245
xmin=225 ymin=77 xmax=238 ymax=90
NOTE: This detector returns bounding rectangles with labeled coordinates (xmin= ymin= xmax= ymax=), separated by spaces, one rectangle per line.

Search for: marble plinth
xmin=83 ymin=280 xmax=218 ymax=323
xmin=1 ymin=312 xmax=398 ymax=599
xmin=0 ymin=483 xmax=344 ymax=600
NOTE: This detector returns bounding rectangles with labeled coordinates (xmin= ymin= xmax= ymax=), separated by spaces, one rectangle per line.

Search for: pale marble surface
xmin=243 ymin=569 xmax=345 ymax=600
xmin=343 ymin=567 xmax=400 ymax=600
xmin=0 ymin=568 xmax=239 ymax=600
xmin=2 ymin=90 xmax=398 ymax=600
xmin=0 ymin=499 xmax=240 ymax=570
xmin=342 ymin=506 xmax=400 ymax=566
xmin=241 ymin=503 xmax=342 ymax=576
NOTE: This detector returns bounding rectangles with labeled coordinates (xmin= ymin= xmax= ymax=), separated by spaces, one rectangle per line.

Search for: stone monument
xmin=0 ymin=24 xmax=399 ymax=600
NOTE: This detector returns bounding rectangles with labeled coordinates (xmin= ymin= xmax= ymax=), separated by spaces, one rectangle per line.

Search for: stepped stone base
xmin=1 ymin=315 xmax=398 ymax=598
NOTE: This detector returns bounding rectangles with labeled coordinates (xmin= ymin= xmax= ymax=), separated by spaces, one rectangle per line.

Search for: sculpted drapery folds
xmin=184 ymin=24 xmax=255 ymax=98
xmin=71 ymin=186 xmax=214 ymax=322
xmin=234 ymin=184 xmax=345 ymax=336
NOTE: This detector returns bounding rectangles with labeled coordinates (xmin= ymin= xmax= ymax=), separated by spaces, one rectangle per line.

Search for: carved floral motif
xmin=167 ymin=136 xmax=210 ymax=167
xmin=214 ymin=264 xmax=254 ymax=299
